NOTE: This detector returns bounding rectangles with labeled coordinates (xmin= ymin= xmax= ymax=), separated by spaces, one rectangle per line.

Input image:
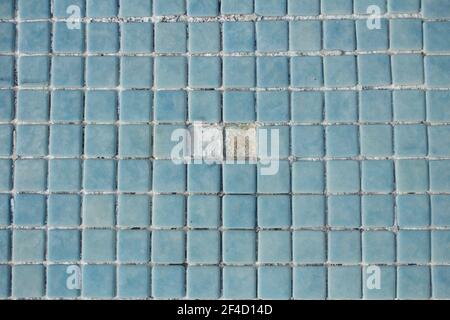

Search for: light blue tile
xmin=289 ymin=21 xmax=321 ymax=51
xmin=432 ymin=266 xmax=450 ymax=299
xmin=432 ymin=231 xmax=450 ymax=263
xmin=152 ymin=266 xmax=185 ymax=299
xmin=292 ymin=161 xmax=325 ymax=193
xmin=354 ymin=0 xmax=387 ymax=14
xmin=427 ymin=91 xmax=450 ymax=122
xmin=388 ymin=0 xmax=420 ymax=13
xmin=430 ymin=160 xmax=450 ymax=192
xmin=0 ymin=56 xmax=14 ymax=86
xmin=17 ymin=90 xmax=49 ymax=121
xmin=363 ymin=195 xmax=394 ymax=227
xmin=187 ymin=266 xmax=220 ymax=299
xmin=82 ymin=229 xmax=116 ymax=262
xmin=358 ymin=55 xmax=391 ymax=86
xmin=83 ymin=194 xmax=116 ymax=227
xmin=291 ymin=92 xmax=323 ymax=122
xmin=360 ymin=125 xmax=393 ymax=157
xmin=223 ymin=267 xmax=256 ymax=299
xmin=13 ymin=230 xmax=45 ymax=262
xmin=188 ymin=195 xmax=220 ymax=228
xmin=423 ymin=0 xmax=450 ymax=18
xmin=328 ymin=231 xmax=361 ymax=263
xmin=122 ymin=22 xmax=153 ymax=53
xmin=257 ymin=57 xmax=289 ymax=88
xmin=288 ymin=0 xmax=320 ymax=15
xmin=256 ymin=21 xmax=288 ymax=52
xmin=152 ymin=194 xmax=185 ymax=227
xmin=362 ymin=231 xmax=395 ymax=263
xmin=16 ymin=125 xmax=48 ymax=157
xmin=322 ymin=0 xmax=353 ymax=14
xmin=257 ymin=91 xmax=290 ymax=121
xmin=362 ymin=160 xmax=394 ymax=193
xmin=0 ymin=160 xmax=12 ymax=192
xmin=189 ymin=22 xmax=220 ymax=53
xmin=54 ymin=0 xmax=85 ymax=17
xmin=398 ymin=266 xmax=431 ymax=300
xmin=223 ymin=92 xmax=255 ymax=122
xmin=119 ymin=124 xmax=152 ymax=157
xmin=292 ymin=195 xmax=326 ymax=227
xmin=153 ymin=161 xmax=186 ymax=193
xmin=429 ymin=126 xmax=450 ymax=156
xmin=189 ymin=57 xmax=221 ymax=88
xmin=18 ymin=22 xmax=50 ymax=53
xmin=154 ymin=0 xmax=185 ymax=15
xmin=291 ymin=56 xmax=323 ymax=88
xmin=258 ymin=231 xmax=291 ymax=263
xmin=188 ymin=91 xmax=221 ymax=122
xmin=223 ymin=231 xmax=256 ymax=264
xmin=397 ymin=195 xmax=431 ymax=227
xmin=223 ymin=22 xmax=255 ymax=53
xmin=326 ymin=125 xmax=359 ymax=157
xmin=18 ymin=56 xmax=50 ymax=87
xmin=0 ymin=230 xmax=10 ymax=262
xmin=425 ymin=56 xmax=450 ymax=87
xmin=395 ymin=160 xmax=429 ymax=193
xmin=356 ymin=19 xmax=389 ymax=50
xmin=0 ymin=0 xmax=15 ymax=18
xmin=48 ymin=159 xmax=82 ymax=192
xmin=392 ymin=54 xmax=424 ymax=85
xmin=293 ymin=231 xmax=326 ymax=263
xmin=257 ymin=195 xmax=291 ymax=228
xmin=82 ymin=265 xmax=116 ymax=298
xmin=258 ymin=266 xmax=291 ymax=299
xmin=118 ymin=160 xmax=151 ymax=192
xmin=152 ymin=230 xmax=185 ymax=263
xmin=187 ymin=230 xmax=220 ymax=263
xmin=14 ymin=159 xmax=47 ymax=192
xmin=47 ymin=265 xmax=80 ymax=298
xmin=154 ymin=125 xmax=186 ymax=158
xmin=118 ymin=195 xmax=151 ymax=227
xmin=390 ymin=19 xmax=423 ymax=50
xmin=51 ymin=91 xmax=84 ymax=122
xmin=86 ymin=56 xmax=119 ymax=88
xmin=223 ymin=57 xmax=255 ymax=88
xmin=0 ymin=125 xmax=13 ymax=156
xmin=85 ymin=125 xmax=117 ymax=157
xmin=118 ymin=230 xmax=150 ymax=263
xmin=155 ymin=57 xmax=187 ymax=89
xmin=87 ymin=22 xmax=119 ymax=53
xmin=325 ymin=91 xmax=357 ymax=122
xmin=0 ymin=195 xmax=10 ymax=226
xmin=188 ymin=163 xmax=221 ymax=193
xmin=398 ymin=231 xmax=431 ymax=264
xmin=118 ymin=265 xmax=150 ymax=298
xmin=12 ymin=265 xmax=45 ymax=298
xmin=155 ymin=23 xmax=186 ymax=53
xmin=221 ymin=0 xmax=253 ymax=14
xmin=222 ymin=195 xmax=256 ymax=229
xmin=0 ymin=90 xmax=14 ymax=121
xmin=48 ymin=195 xmax=81 ymax=227
xmin=431 ymin=195 xmax=450 ymax=227
xmin=121 ymin=57 xmax=153 ymax=89
xmin=324 ymin=56 xmax=357 ymax=87
xmin=393 ymin=90 xmax=426 ymax=121
xmin=293 ymin=267 xmax=326 ymax=300
xmin=328 ymin=267 xmax=362 ymax=299
xmin=119 ymin=0 xmax=152 ymax=16
xmin=83 ymin=159 xmax=116 ymax=192
xmin=363 ymin=266 xmax=396 ymax=300
xmin=187 ymin=0 xmax=219 ymax=17
xmin=255 ymin=0 xmax=286 ymax=16
xmin=85 ymin=90 xmax=117 ymax=122
xmin=257 ymin=161 xmax=290 ymax=193
xmin=0 ymin=23 xmax=15 ymax=53
xmin=119 ymin=91 xmax=153 ymax=122
xmin=50 ymin=125 xmax=83 ymax=157
xmin=86 ymin=0 xmax=117 ymax=17
xmin=155 ymin=91 xmax=187 ymax=122
xmin=328 ymin=195 xmax=361 ymax=227
xmin=324 ymin=20 xmax=356 ymax=50
xmin=48 ymin=230 xmax=81 ymax=262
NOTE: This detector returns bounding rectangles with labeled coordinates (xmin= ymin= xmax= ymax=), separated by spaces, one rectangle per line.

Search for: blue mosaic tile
xmin=1 ymin=0 xmax=449 ymax=301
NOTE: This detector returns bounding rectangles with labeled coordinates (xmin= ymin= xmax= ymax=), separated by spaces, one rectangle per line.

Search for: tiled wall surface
xmin=0 ymin=0 xmax=450 ymax=299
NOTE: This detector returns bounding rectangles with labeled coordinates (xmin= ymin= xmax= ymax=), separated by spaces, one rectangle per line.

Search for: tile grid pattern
xmin=0 ymin=0 xmax=449 ymax=299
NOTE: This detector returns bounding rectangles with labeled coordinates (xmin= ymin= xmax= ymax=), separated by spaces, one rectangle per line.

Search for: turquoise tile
xmin=425 ymin=56 xmax=450 ymax=87
xmin=119 ymin=91 xmax=153 ymax=122
xmin=50 ymin=125 xmax=83 ymax=157
xmin=18 ymin=22 xmax=50 ymax=53
xmin=154 ymin=125 xmax=186 ymax=158
xmin=0 ymin=125 xmax=13 ymax=156
xmin=430 ymin=160 xmax=450 ymax=192
xmin=0 ymin=91 xmax=14 ymax=121
xmin=17 ymin=90 xmax=49 ymax=121
xmin=0 ymin=230 xmax=10 ymax=262
xmin=257 ymin=161 xmax=291 ymax=193
xmin=189 ymin=91 xmax=221 ymax=122
xmin=223 ymin=57 xmax=255 ymax=88
xmin=393 ymin=90 xmax=426 ymax=121
xmin=223 ymin=92 xmax=255 ymax=122
xmin=0 ymin=23 xmax=15 ymax=53
xmin=14 ymin=159 xmax=47 ymax=192
xmin=431 ymin=195 xmax=450 ymax=227
xmin=432 ymin=267 xmax=450 ymax=299
xmin=430 ymin=126 xmax=450 ymax=156
xmin=85 ymin=90 xmax=117 ymax=122
xmin=187 ymin=163 xmax=221 ymax=193
xmin=328 ymin=267 xmax=362 ymax=300
xmin=85 ymin=125 xmax=117 ymax=157
xmin=86 ymin=56 xmax=119 ymax=88
xmin=291 ymin=56 xmax=323 ymax=88
xmin=47 ymin=265 xmax=80 ymax=298
xmin=292 ymin=161 xmax=325 ymax=193
xmin=358 ymin=55 xmax=391 ymax=86
xmin=0 ymin=56 xmax=13 ymax=86
xmin=189 ymin=57 xmax=221 ymax=88
xmin=257 ymin=91 xmax=290 ymax=121
xmin=423 ymin=0 xmax=450 ymax=18
xmin=325 ymin=91 xmax=358 ymax=122
xmin=223 ymin=267 xmax=256 ymax=299
xmin=83 ymin=159 xmax=117 ymax=192
xmin=0 ymin=0 xmax=15 ymax=18
xmin=258 ymin=267 xmax=291 ymax=299
xmin=48 ymin=159 xmax=82 ymax=192
xmin=432 ymin=231 xmax=450 ymax=263
xmin=13 ymin=230 xmax=45 ymax=262
xmin=0 ymin=195 xmax=10 ymax=226
xmin=154 ymin=57 xmax=187 ymax=89
xmin=51 ymin=91 xmax=84 ymax=122
xmin=187 ymin=266 xmax=220 ymax=299
xmin=362 ymin=231 xmax=395 ymax=263
xmin=395 ymin=160 xmax=429 ymax=193
xmin=154 ymin=0 xmax=185 ymax=15
xmin=362 ymin=160 xmax=394 ymax=193
xmin=155 ymin=23 xmax=186 ymax=53
xmin=18 ymin=56 xmax=49 ymax=87
xmin=0 ymin=160 xmax=12 ymax=192
xmin=356 ymin=19 xmax=389 ymax=50
xmin=354 ymin=0 xmax=387 ymax=14
xmin=118 ymin=160 xmax=151 ymax=192
xmin=16 ymin=125 xmax=48 ymax=156
xmin=390 ymin=19 xmax=423 ymax=50
xmin=363 ymin=266 xmax=396 ymax=300
xmin=291 ymin=92 xmax=323 ymax=123
xmin=324 ymin=56 xmax=357 ymax=87
xmin=326 ymin=125 xmax=359 ymax=157
xmin=120 ymin=57 xmax=153 ymax=89
xmin=328 ymin=231 xmax=361 ymax=263
xmin=324 ymin=20 xmax=356 ymax=51
xmin=322 ymin=0 xmax=353 ymax=14
xmin=153 ymin=161 xmax=186 ymax=192
xmin=257 ymin=57 xmax=289 ymax=88
xmin=392 ymin=54 xmax=424 ymax=85
xmin=360 ymin=125 xmax=393 ymax=157
xmin=427 ymin=91 xmax=450 ymax=122
xmin=388 ymin=0 xmax=420 ymax=13
xmin=293 ymin=267 xmax=326 ymax=300
xmin=87 ymin=23 xmax=119 ymax=53
xmin=54 ymin=0 xmax=85 ymax=17
xmin=119 ymin=124 xmax=152 ymax=157
xmin=48 ymin=195 xmax=81 ymax=227
xmin=86 ymin=0 xmax=117 ymax=17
